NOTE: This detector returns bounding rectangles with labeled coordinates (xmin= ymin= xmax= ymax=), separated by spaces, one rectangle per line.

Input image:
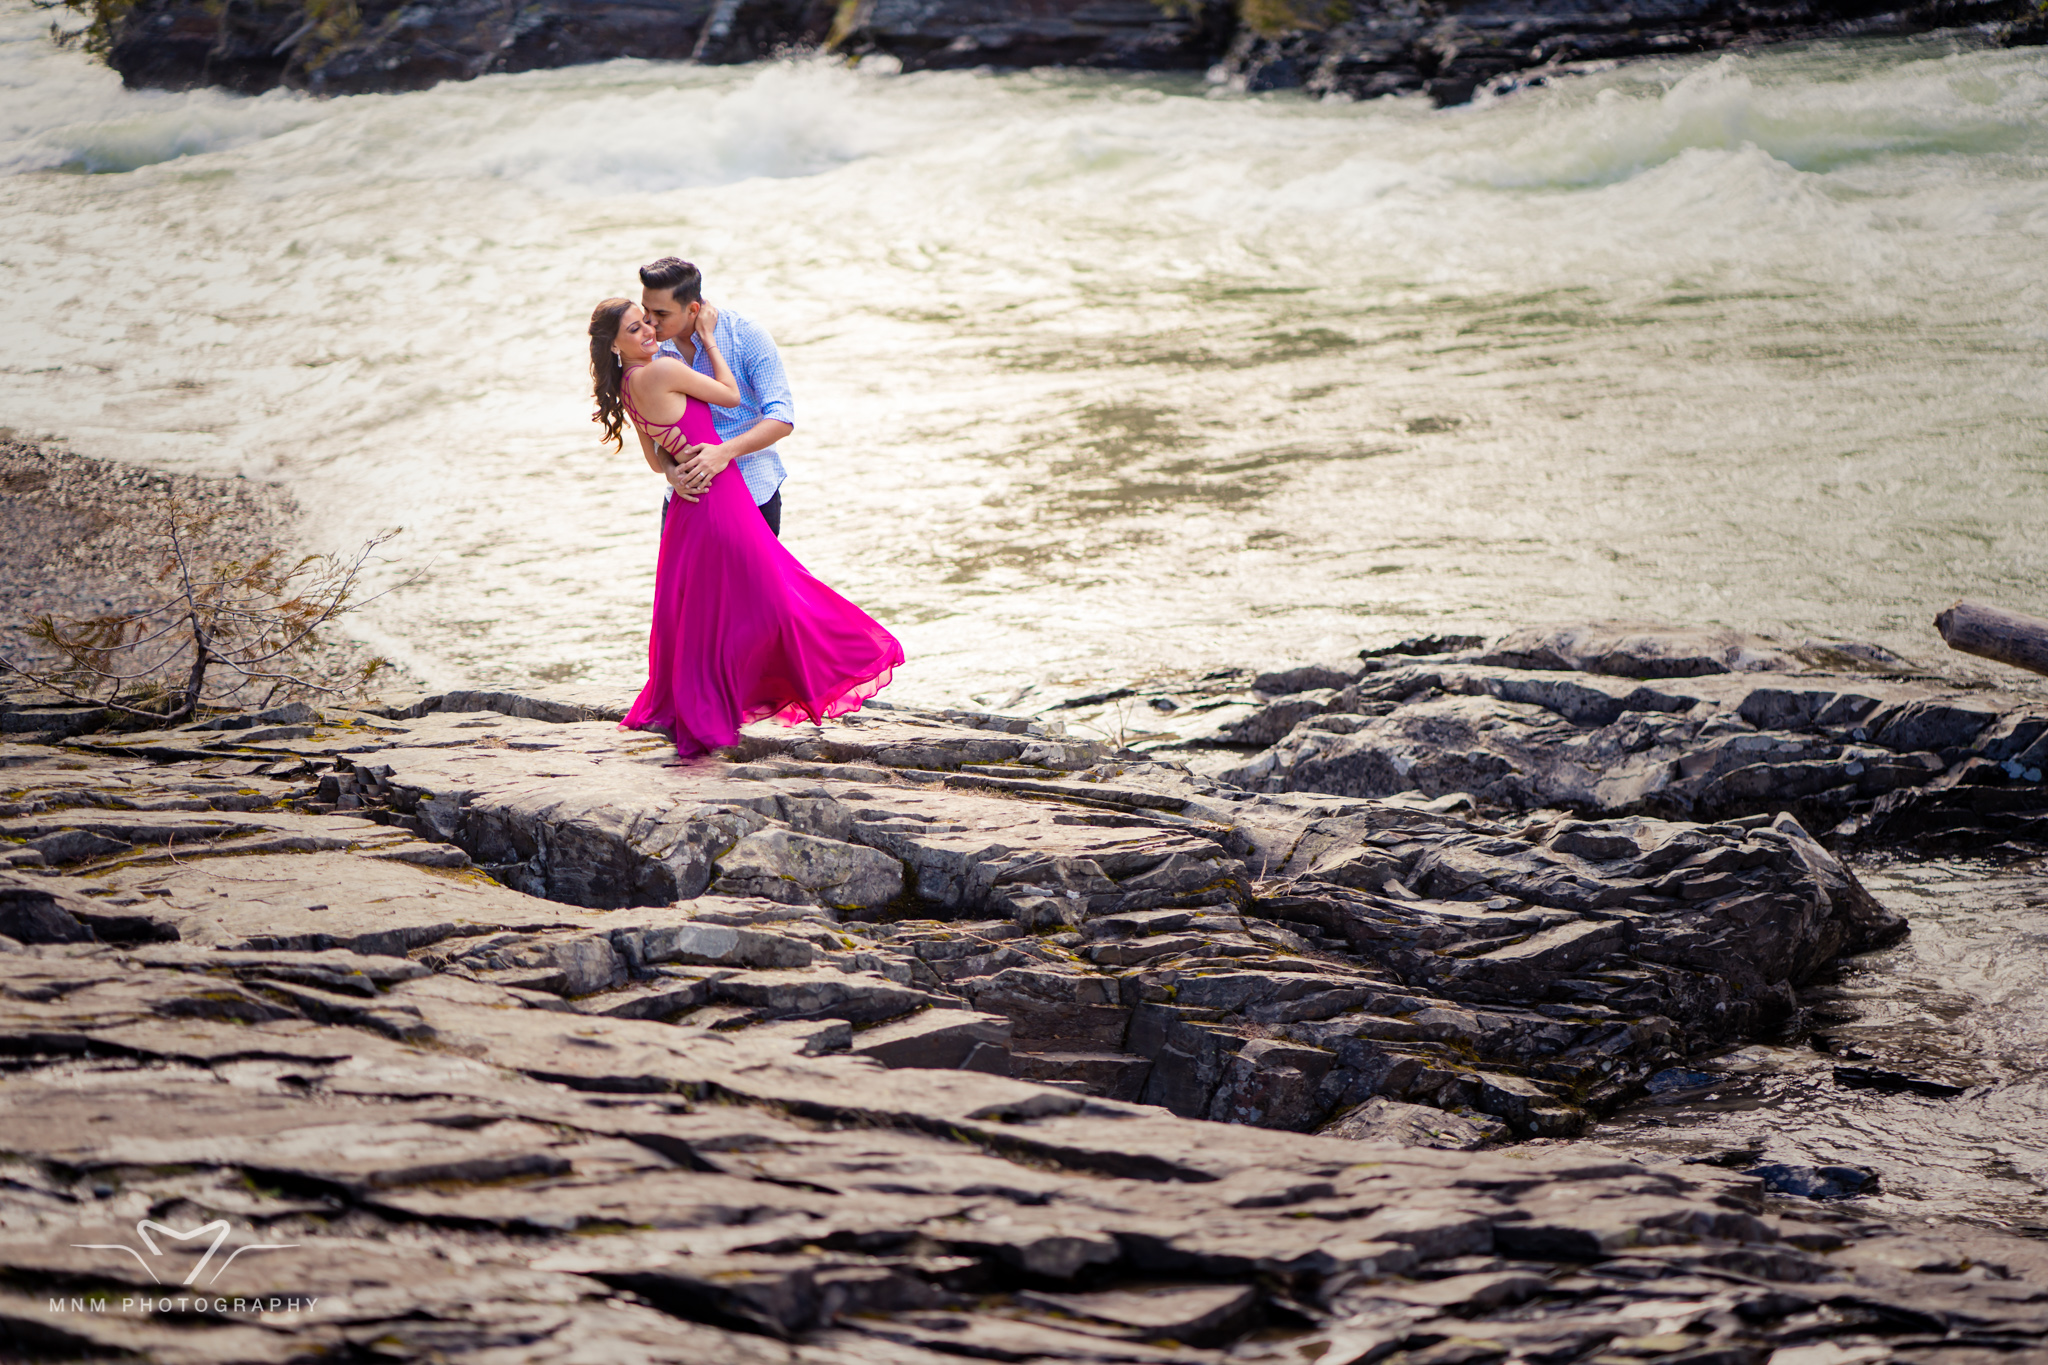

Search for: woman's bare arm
xmin=642 ymin=354 xmax=741 ymax=412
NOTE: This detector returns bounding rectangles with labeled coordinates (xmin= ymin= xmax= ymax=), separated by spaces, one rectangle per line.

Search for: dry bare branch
xmin=3 ymin=494 xmax=411 ymax=724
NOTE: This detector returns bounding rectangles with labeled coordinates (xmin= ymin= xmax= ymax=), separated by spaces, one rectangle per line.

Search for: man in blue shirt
xmin=638 ymin=257 xmax=796 ymax=536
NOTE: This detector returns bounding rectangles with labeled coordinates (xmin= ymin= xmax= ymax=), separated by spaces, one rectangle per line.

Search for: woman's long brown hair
xmin=588 ymin=298 xmax=632 ymax=450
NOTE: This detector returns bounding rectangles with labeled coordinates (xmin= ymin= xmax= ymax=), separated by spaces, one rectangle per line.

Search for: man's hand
xmin=688 ymin=302 xmax=720 ymax=363
xmin=675 ymin=442 xmax=734 ymax=493
xmin=665 ymin=464 xmax=702 ymax=503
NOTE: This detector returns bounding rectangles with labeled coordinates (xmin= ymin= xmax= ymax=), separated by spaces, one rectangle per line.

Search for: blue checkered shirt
xmin=657 ymin=306 xmax=792 ymax=506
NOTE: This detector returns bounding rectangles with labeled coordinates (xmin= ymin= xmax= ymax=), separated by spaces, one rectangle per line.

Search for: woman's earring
xmin=612 ymin=350 xmax=621 ymax=360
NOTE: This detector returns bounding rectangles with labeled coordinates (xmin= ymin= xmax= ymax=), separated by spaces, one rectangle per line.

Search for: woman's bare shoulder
xmin=642 ymin=354 xmax=696 ymax=383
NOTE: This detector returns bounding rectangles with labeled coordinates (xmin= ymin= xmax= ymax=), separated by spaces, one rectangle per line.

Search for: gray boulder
xmin=711 ymin=828 xmax=904 ymax=910
xmin=1321 ymin=1095 xmax=1508 ymax=1149
xmin=852 ymin=1008 xmax=1013 ymax=1072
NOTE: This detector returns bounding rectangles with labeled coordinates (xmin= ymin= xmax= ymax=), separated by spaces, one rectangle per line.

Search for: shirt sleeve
xmin=733 ymin=316 xmax=795 ymax=428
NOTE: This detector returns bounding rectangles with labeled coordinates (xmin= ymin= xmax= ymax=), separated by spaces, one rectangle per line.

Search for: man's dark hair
xmin=639 ymin=257 xmax=703 ymax=305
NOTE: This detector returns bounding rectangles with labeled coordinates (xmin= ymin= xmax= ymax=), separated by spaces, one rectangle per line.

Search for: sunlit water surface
xmin=5 ymin=5 xmax=2047 ymax=1232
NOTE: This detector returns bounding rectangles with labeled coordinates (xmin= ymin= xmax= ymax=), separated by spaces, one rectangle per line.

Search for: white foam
xmin=1442 ymin=47 xmax=2048 ymax=190
xmin=435 ymin=59 xmax=889 ymax=196
xmin=0 ymin=6 xmax=321 ymax=175
xmin=0 ymin=13 xmax=890 ymax=190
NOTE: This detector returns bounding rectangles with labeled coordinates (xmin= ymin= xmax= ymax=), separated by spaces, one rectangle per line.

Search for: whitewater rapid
xmin=3 ymin=9 xmax=2045 ymax=705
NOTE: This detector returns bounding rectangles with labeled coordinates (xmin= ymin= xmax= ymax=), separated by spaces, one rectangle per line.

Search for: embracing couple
xmin=588 ymin=258 xmax=902 ymax=756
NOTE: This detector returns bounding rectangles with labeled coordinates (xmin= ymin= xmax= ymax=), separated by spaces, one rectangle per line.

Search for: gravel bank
xmin=0 ymin=439 xmax=297 ymax=669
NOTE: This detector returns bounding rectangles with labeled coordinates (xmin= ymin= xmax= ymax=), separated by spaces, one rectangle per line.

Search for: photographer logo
xmin=72 ymin=1219 xmax=298 ymax=1287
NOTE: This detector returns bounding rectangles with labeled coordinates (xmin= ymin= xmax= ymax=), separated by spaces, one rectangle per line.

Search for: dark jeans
xmin=664 ymin=489 xmax=782 ymax=539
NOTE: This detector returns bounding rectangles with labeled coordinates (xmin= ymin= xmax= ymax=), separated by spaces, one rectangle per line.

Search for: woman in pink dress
xmin=588 ymin=298 xmax=903 ymax=755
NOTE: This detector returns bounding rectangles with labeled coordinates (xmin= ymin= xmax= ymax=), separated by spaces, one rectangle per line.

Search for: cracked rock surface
xmin=1 ymin=669 xmax=2041 ymax=1360
xmin=8 ymin=937 xmax=2048 ymax=1363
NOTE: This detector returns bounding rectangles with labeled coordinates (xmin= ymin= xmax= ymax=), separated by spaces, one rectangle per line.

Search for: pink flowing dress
xmin=618 ymin=365 xmax=903 ymax=756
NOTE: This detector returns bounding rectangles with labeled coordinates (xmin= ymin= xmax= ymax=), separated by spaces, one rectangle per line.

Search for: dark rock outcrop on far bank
xmin=1216 ymin=0 xmax=2048 ymax=106
xmin=1 ymin=672 xmax=2046 ymax=1360
xmin=92 ymin=0 xmax=1228 ymax=95
xmin=103 ymin=0 xmax=838 ymax=96
xmin=830 ymin=0 xmax=1237 ymax=71
xmin=83 ymin=0 xmax=2048 ymax=101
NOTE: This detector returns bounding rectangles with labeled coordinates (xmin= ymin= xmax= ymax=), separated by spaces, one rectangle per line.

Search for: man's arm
xmin=680 ymin=418 xmax=791 ymax=477
xmin=676 ymin=316 xmax=796 ymax=489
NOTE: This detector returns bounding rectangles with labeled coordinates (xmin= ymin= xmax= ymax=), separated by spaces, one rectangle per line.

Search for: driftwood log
xmin=1935 ymin=599 xmax=2048 ymax=678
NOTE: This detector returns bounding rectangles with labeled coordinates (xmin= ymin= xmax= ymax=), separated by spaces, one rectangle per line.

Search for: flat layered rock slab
xmin=78 ymin=851 xmax=572 ymax=953
xmin=3 ymin=944 xmax=2047 ymax=1362
xmin=852 ymin=1007 xmax=1013 ymax=1072
xmin=4 ymin=804 xmax=453 ymax=850
xmin=735 ymin=706 xmax=1102 ymax=770
xmin=240 ymin=713 xmax=1255 ymax=926
xmin=0 ymin=1234 xmax=837 ymax=1365
xmin=1016 ymin=1282 xmax=1257 ymax=1341
xmin=408 ymin=684 xmax=637 ymax=724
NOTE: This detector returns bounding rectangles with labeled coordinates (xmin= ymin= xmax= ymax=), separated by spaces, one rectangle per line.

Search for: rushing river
xmin=4 ymin=5 xmax=2047 ymax=1234
xmin=4 ymin=10 xmax=2047 ymax=701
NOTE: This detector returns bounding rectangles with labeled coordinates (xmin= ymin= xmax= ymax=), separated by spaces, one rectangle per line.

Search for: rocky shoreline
xmin=5 ymin=612 xmax=2048 ymax=1357
xmin=74 ymin=0 xmax=2048 ymax=105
